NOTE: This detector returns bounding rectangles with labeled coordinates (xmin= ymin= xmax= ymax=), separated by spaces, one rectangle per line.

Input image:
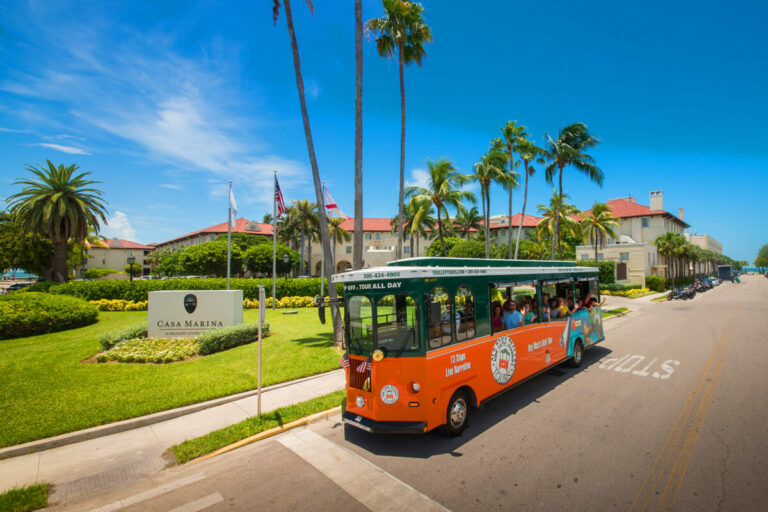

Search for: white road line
xmin=278 ymin=429 xmax=451 ymax=512
xmin=87 ymin=473 xmax=206 ymax=512
xmin=168 ymin=492 xmax=224 ymax=512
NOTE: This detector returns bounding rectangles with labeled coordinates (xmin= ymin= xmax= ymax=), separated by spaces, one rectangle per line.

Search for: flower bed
xmin=97 ymin=337 xmax=199 ymax=363
xmin=90 ymin=299 xmax=148 ymax=311
xmin=602 ymin=287 xmax=653 ymax=298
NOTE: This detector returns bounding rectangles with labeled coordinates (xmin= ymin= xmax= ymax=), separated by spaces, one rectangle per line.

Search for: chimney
xmin=649 ymin=190 xmax=663 ymax=211
xmin=678 ymin=208 xmax=684 ymax=221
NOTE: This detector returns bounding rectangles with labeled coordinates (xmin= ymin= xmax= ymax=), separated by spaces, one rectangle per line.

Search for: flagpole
xmin=320 ymin=181 xmax=325 ymax=300
xmin=227 ymin=180 xmax=232 ymax=290
xmin=272 ymin=171 xmax=277 ymax=310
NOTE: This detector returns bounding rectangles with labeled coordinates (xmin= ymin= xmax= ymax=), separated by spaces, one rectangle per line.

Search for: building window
xmin=580 ymin=254 xmax=589 ymax=260
xmin=597 ymin=253 xmax=604 ymax=260
xmin=365 ymin=245 xmax=370 ymax=252
xmin=642 ymin=217 xmax=650 ymax=228
xmin=102 ymin=259 xmax=105 ymax=264
xmin=404 ymin=246 xmax=410 ymax=255
xmin=375 ymin=233 xmax=381 ymax=240
xmin=365 ymin=233 xmax=372 ymax=241
xmin=345 ymin=246 xmax=352 ymax=254
xmin=620 ymin=252 xmax=630 ymax=261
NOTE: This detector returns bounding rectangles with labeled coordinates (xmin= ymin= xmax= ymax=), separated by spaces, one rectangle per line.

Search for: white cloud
xmin=33 ymin=143 xmax=90 ymax=155
xmin=0 ymin=127 xmax=32 ymax=133
xmin=103 ymin=211 xmax=137 ymax=241
xmin=406 ymin=168 xmax=429 ymax=189
xmin=159 ymin=183 xmax=182 ymax=190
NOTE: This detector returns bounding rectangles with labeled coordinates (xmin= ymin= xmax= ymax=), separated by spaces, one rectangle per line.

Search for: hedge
xmin=99 ymin=322 xmax=148 ymax=349
xmin=90 ymin=299 xmax=148 ymax=311
xmin=0 ymin=292 xmax=98 ymax=340
xmin=23 ymin=277 xmax=343 ymax=302
xmin=197 ymin=322 xmax=269 ymax=355
xmin=84 ymin=268 xmax=120 ymax=279
xmin=645 ymin=275 xmax=666 ymax=292
xmin=577 ymin=260 xmax=616 ymax=285
xmin=602 ymin=282 xmax=643 ymax=292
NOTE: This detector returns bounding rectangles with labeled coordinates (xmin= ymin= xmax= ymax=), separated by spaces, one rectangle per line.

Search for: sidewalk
xmin=0 ymin=369 xmax=346 ymax=500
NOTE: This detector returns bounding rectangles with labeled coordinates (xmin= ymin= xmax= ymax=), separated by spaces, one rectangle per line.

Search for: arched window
xmin=427 ymin=287 xmax=452 ymax=348
xmin=455 ymin=285 xmax=475 ymax=341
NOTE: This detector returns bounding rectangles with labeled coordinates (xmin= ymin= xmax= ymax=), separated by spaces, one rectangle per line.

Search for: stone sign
xmin=148 ymin=290 xmax=243 ymax=338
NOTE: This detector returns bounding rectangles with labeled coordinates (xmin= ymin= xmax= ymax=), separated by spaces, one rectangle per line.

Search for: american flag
xmin=338 ymin=353 xmax=350 ymax=368
xmin=275 ymin=176 xmax=286 ymax=219
xmin=356 ymin=356 xmax=372 ymax=373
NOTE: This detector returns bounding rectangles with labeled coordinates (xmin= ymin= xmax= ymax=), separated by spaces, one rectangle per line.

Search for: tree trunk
xmin=353 ymin=0 xmax=364 ymax=270
xmin=482 ymin=186 xmax=489 ymax=258
xmin=416 ymin=232 xmax=420 ymax=256
xmin=307 ymin=235 xmax=313 ymax=276
xmin=551 ymin=165 xmax=564 ymax=260
xmin=299 ymin=228 xmax=306 ymax=275
xmin=283 ymin=0 xmax=342 ymax=345
xmin=514 ymin=162 xmax=529 ymax=259
xmin=332 ymin=238 xmax=336 ymax=273
xmin=594 ymin=230 xmax=598 ymax=263
xmin=410 ymin=231 xmax=414 ymax=258
xmin=396 ymin=42 xmax=406 ymax=260
xmin=51 ymin=237 xmax=68 ymax=282
xmin=437 ymin=207 xmax=446 ymax=256
xmin=507 ymin=179 xmax=513 ymax=259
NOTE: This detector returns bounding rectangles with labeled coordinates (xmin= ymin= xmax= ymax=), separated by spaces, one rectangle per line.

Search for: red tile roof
xmin=581 ymin=198 xmax=689 ymax=227
xmin=158 ymin=218 xmax=274 ymax=246
xmin=105 ymin=238 xmax=156 ymax=250
xmin=488 ymin=213 xmax=542 ymax=229
xmin=337 ymin=218 xmax=395 ymax=232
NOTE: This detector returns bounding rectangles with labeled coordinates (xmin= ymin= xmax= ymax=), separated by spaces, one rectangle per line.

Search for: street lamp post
xmin=127 ymin=256 xmax=136 ymax=283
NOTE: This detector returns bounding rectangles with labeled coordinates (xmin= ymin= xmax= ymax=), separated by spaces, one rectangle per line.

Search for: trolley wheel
xmin=568 ymin=341 xmax=584 ymax=368
xmin=440 ymin=390 xmax=469 ymax=437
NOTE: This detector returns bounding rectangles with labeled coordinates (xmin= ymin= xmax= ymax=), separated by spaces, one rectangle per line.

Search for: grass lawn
xmin=0 ymin=309 xmax=341 ymax=448
xmin=0 ymin=483 xmax=48 ymax=512
xmin=603 ymin=307 xmax=629 ymax=318
xmin=171 ymin=390 xmax=345 ymax=464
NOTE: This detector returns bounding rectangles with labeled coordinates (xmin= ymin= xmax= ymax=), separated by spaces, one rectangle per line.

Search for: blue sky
xmin=1 ymin=0 xmax=766 ymax=261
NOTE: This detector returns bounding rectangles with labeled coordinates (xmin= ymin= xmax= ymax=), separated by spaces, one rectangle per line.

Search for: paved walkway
xmin=0 ymin=369 xmax=346 ymax=501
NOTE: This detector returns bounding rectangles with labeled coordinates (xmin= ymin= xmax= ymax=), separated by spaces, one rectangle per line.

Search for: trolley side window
xmin=375 ymin=294 xmax=419 ymax=353
xmin=455 ymin=285 xmax=475 ymax=342
xmin=427 ymin=286 xmax=453 ymax=348
xmin=347 ymin=296 xmax=374 ymax=353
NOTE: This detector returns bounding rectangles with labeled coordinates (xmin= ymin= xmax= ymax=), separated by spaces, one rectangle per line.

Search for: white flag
xmin=229 ymin=187 xmax=238 ymax=228
xmin=324 ymin=186 xmax=349 ymax=219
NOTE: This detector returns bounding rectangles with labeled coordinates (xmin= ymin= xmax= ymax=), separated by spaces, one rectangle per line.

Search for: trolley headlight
xmin=356 ymin=395 xmax=365 ymax=408
xmin=409 ymin=380 xmax=421 ymax=393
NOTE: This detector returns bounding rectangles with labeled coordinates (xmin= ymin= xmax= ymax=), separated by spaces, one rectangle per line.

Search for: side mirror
xmin=318 ymin=303 xmax=326 ymax=324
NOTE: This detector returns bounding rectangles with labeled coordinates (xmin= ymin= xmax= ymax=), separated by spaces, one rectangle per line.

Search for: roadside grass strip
xmin=0 ymin=483 xmax=48 ymax=512
xmin=171 ymin=390 xmax=345 ymax=464
xmin=602 ymin=307 xmax=629 ymax=318
xmin=0 ymin=309 xmax=340 ymax=448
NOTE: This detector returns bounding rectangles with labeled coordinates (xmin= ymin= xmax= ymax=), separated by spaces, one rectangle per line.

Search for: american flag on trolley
xmin=338 ymin=353 xmax=350 ymax=368
xmin=356 ymin=356 xmax=372 ymax=373
xmin=275 ymin=175 xmax=286 ymax=219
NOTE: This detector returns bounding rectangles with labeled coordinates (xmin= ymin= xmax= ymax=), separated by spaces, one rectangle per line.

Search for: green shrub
xmin=99 ymin=322 xmax=148 ymax=349
xmin=35 ymin=277 xmax=343 ymax=302
xmin=97 ymin=337 xmax=198 ymax=364
xmin=84 ymin=268 xmax=120 ymax=279
xmin=0 ymin=292 xmax=98 ymax=340
xmin=577 ymin=260 xmax=616 ymax=284
xmin=20 ymin=281 xmax=56 ymax=293
xmin=426 ymin=237 xmax=464 ymax=256
xmin=666 ymin=275 xmax=696 ymax=288
xmin=90 ymin=299 xmax=148 ymax=311
xmin=645 ymin=275 xmax=666 ymax=292
xmin=197 ymin=322 xmax=269 ymax=355
xmin=602 ymin=282 xmax=642 ymax=292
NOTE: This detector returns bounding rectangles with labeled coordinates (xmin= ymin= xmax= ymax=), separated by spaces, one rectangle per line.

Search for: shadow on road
xmin=341 ymin=345 xmax=612 ymax=458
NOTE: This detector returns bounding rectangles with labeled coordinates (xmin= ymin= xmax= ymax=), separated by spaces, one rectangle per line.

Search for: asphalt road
xmin=64 ymin=275 xmax=768 ymax=512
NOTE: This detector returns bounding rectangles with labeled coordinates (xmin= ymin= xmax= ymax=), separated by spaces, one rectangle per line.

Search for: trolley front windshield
xmin=345 ymin=294 xmax=419 ymax=356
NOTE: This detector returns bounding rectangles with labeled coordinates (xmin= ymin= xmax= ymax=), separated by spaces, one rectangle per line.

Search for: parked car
xmin=6 ymin=282 xmax=35 ymax=292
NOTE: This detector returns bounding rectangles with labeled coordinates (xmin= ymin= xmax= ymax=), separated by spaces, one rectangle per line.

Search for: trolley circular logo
xmin=490 ymin=336 xmax=517 ymax=385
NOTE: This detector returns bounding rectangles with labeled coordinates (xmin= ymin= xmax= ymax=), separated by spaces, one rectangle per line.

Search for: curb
xmin=0 ymin=369 xmax=343 ymax=461
xmin=603 ymin=309 xmax=631 ymax=321
xmin=187 ymin=406 xmax=342 ymax=465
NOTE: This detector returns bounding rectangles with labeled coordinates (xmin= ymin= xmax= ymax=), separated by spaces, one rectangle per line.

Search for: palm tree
xmin=262 ymin=213 xmax=274 ymax=224
xmin=406 ymin=158 xmax=474 ymax=256
xmin=353 ymin=0 xmax=364 ymax=270
xmin=327 ymin=218 xmax=351 ymax=272
xmin=273 ymin=0 xmax=343 ymax=343
xmin=367 ymin=0 xmax=431 ymax=260
xmin=290 ymin=200 xmax=318 ymax=276
xmin=655 ymin=232 xmax=676 ymax=285
xmin=543 ymin=123 xmax=603 ymax=259
xmin=499 ymin=121 xmax=525 ymax=258
xmin=7 ymin=160 xmax=108 ymax=282
xmin=407 ymin=196 xmax=436 ymax=256
xmin=535 ymin=191 xmax=581 ymax=260
xmin=469 ymin=142 xmax=507 ymax=257
xmin=453 ymin=206 xmax=482 ymax=241
xmin=580 ymin=202 xmax=619 ymax=263
xmin=390 ymin=196 xmax=434 ymax=256
xmin=513 ymin=137 xmax=545 ymax=259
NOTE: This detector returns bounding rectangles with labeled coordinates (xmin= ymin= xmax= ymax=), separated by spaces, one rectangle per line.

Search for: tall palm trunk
xmin=396 ymin=42 xmax=406 ymax=260
xmin=551 ymin=165 xmax=564 ymax=260
xmin=416 ymin=232 xmax=420 ymax=256
xmin=507 ymin=185 xmax=513 ymax=258
xmin=332 ymin=238 xmax=337 ymax=273
xmin=514 ymin=162 xmax=530 ymax=259
xmin=437 ymin=207 xmax=446 ymax=256
xmin=51 ymin=236 xmax=68 ymax=282
xmin=307 ymin=236 xmax=313 ymax=276
xmin=594 ymin=230 xmax=598 ymax=263
xmin=409 ymin=231 xmax=414 ymax=257
xmin=481 ymin=185 xmax=489 ymax=258
xmin=283 ymin=0 xmax=342 ymax=345
xmin=353 ymin=0 xmax=364 ymax=270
